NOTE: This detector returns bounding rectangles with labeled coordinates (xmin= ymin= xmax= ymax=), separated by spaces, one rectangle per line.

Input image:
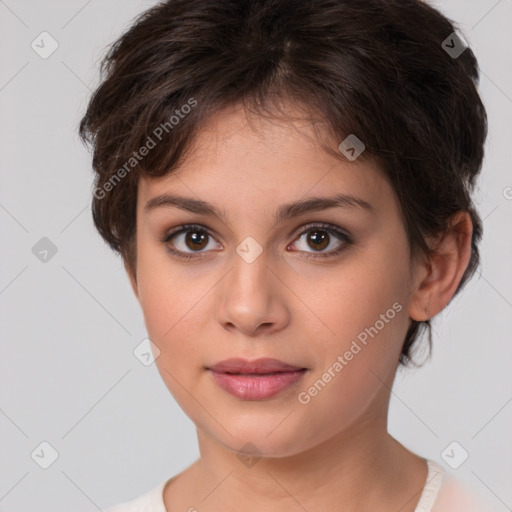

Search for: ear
xmin=408 ymin=211 xmax=473 ymax=321
xmin=124 ymin=259 xmax=139 ymax=301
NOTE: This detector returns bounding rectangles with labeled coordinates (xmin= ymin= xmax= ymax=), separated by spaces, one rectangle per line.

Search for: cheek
xmin=295 ymin=292 xmax=408 ymax=441
xmin=139 ymin=279 xmax=207 ymax=353
xmin=294 ymin=240 xmax=411 ymax=418
xmin=136 ymin=236 xmax=196 ymax=332
xmin=302 ymin=249 xmax=410 ymax=351
xmin=135 ymin=247 xmax=192 ymax=356
xmin=139 ymin=279 xmax=210 ymax=409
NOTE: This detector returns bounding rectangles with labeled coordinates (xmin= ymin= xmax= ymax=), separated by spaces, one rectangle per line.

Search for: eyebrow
xmin=144 ymin=192 xmax=375 ymax=224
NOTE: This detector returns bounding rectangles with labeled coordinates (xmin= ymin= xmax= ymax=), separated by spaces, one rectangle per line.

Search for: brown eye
xmin=183 ymin=229 xmax=209 ymax=250
xmin=164 ymin=225 xmax=221 ymax=258
xmin=306 ymin=229 xmax=330 ymax=251
xmin=289 ymin=223 xmax=352 ymax=260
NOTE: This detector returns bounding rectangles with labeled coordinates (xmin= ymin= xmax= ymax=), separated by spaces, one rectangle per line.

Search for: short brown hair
xmin=79 ymin=0 xmax=487 ymax=366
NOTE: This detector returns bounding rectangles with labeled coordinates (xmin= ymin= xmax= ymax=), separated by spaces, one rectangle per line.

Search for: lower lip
xmin=208 ymin=369 xmax=306 ymax=400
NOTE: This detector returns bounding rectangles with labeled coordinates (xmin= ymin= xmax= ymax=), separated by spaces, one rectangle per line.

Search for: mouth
xmin=207 ymin=357 xmax=306 ymax=374
xmin=206 ymin=358 xmax=308 ymax=400
xmin=221 ymin=371 xmax=299 ymax=375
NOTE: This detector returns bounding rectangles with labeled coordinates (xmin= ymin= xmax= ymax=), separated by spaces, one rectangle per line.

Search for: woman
xmin=79 ymin=0 xmax=496 ymax=510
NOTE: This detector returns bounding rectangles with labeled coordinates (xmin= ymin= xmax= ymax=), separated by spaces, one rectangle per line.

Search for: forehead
xmin=137 ymin=104 xmax=395 ymax=219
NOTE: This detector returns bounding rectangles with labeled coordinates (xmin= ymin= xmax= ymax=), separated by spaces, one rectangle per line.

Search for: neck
xmin=167 ymin=413 xmax=427 ymax=512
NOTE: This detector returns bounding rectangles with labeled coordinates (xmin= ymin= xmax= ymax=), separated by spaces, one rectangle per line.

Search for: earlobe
xmin=408 ymin=211 xmax=473 ymax=322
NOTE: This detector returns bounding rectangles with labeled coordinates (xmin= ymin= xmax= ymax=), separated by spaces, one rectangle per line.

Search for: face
xmin=128 ymin=103 xmax=422 ymax=458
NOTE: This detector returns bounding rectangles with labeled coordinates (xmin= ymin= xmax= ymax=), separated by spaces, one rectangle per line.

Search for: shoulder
xmin=432 ymin=469 xmax=501 ymax=512
xmin=104 ymin=478 xmax=169 ymax=512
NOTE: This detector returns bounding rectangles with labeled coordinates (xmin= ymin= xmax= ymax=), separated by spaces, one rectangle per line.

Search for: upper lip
xmin=207 ymin=358 xmax=305 ymax=374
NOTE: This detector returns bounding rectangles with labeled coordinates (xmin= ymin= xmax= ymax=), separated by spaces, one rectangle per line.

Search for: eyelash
xmin=161 ymin=222 xmax=353 ymax=261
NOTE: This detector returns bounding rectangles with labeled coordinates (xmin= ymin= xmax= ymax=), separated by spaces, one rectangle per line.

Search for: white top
xmin=104 ymin=459 xmax=499 ymax=512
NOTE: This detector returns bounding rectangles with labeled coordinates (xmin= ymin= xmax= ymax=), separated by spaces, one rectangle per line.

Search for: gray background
xmin=0 ymin=0 xmax=511 ymax=510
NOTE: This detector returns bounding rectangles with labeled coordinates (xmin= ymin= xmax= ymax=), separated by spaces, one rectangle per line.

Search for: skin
xmin=125 ymin=102 xmax=472 ymax=512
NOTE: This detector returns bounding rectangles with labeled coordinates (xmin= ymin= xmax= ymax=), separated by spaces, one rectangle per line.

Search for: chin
xmin=210 ymin=417 xmax=318 ymax=460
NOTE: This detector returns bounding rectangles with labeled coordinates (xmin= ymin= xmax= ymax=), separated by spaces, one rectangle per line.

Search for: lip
xmin=207 ymin=358 xmax=307 ymax=400
xmin=207 ymin=357 xmax=304 ymax=374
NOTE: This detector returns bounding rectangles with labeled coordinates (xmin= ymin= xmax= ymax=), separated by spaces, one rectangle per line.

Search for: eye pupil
xmin=186 ymin=230 xmax=208 ymax=250
xmin=308 ymin=230 xmax=329 ymax=251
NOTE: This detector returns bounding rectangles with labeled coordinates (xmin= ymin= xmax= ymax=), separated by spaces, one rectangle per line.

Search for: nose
xmin=215 ymin=247 xmax=290 ymax=337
